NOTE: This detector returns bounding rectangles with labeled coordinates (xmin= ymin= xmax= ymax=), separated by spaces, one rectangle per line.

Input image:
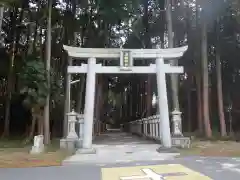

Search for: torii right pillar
xmin=156 ymin=58 xmax=191 ymax=149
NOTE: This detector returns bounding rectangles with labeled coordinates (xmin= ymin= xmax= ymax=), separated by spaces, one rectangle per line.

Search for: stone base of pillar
xmin=171 ymin=136 xmax=191 ymax=149
xmin=153 ymin=137 xmax=161 ymax=143
xmin=75 ymin=139 xmax=83 ymax=149
xmin=157 ymin=146 xmax=180 ymax=153
xmin=92 ymin=133 xmax=97 ymax=140
xmin=60 ymin=138 xmax=67 ymax=149
xmin=66 ymin=138 xmax=76 ymax=152
xmin=76 ymin=147 xmax=96 ymax=154
xmin=60 ymin=138 xmax=77 ymax=152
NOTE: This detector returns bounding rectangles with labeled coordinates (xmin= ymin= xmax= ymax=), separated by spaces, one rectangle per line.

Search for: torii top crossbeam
xmin=63 ymin=45 xmax=188 ymax=59
xmin=63 ymin=45 xmax=188 ymax=74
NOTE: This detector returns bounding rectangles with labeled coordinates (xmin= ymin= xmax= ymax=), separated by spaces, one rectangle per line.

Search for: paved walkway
xmin=63 ymin=130 xmax=178 ymax=165
xmin=1 ymin=157 xmax=240 ymax=180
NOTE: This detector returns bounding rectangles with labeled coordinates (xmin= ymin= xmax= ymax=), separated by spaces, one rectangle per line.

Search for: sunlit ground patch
xmin=101 ymin=164 xmax=212 ymax=180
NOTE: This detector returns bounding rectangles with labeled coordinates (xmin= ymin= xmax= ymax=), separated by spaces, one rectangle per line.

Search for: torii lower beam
xmin=67 ymin=64 xmax=183 ymax=74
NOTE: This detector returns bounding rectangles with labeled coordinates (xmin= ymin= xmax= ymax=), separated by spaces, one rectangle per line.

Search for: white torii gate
xmin=63 ymin=45 xmax=188 ymax=153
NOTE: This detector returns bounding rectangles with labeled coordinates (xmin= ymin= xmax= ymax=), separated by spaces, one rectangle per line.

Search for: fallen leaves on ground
xmin=179 ymin=140 xmax=240 ymax=157
xmin=0 ymin=140 xmax=70 ymax=168
xmin=0 ymin=149 xmax=69 ymax=168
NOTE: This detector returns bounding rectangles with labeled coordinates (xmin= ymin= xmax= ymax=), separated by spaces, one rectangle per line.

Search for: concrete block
xmin=30 ymin=135 xmax=44 ymax=154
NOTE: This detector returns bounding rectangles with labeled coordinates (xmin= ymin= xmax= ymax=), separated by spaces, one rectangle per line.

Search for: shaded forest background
xmin=0 ymin=0 xmax=239 ymax=144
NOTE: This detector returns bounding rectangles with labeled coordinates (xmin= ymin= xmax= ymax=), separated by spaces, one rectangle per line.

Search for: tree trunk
xmin=195 ymin=0 xmax=203 ymax=134
xmin=146 ymin=76 xmax=152 ymax=116
xmin=0 ymin=6 xmax=4 ymax=36
xmin=96 ymin=77 xmax=103 ymax=121
xmin=95 ymin=76 xmax=102 ymax=119
xmin=129 ymin=81 xmax=133 ymax=117
xmin=37 ymin=113 xmax=44 ymax=135
xmin=43 ymin=0 xmax=52 ymax=145
xmin=76 ymin=75 xmax=85 ymax=113
xmin=142 ymin=0 xmax=152 ymax=117
xmin=187 ymin=75 xmax=192 ymax=132
xmin=216 ymin=19 xmax=227 ymax=136
xmin=196 ymin=70 xmax=203 ymax=134
xmin=27 ymin=115 xmax=37 ymax=142
xmin=119 ymin=92 xmax=123 ymax=119
xmin=166 ymin=0 xmax=180 ymax=111
xmin=15 ymin=3 xmax=26 ymax=54
xmin=25 ymin=106 xmax=44 ymax=144
xmin=3 ymin=33 xmax=16 ymax=137
xmin=201 ymin=15 xmax=212 ymax=138
xmin=3 ymin=7 xmax=18 ymax=137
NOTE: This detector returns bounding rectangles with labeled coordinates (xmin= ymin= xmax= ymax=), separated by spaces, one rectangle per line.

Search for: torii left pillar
xmin=77 ymin=57 xmax=97 ymax=154
xmin=63 ymin=57 xmax=72 ymax=137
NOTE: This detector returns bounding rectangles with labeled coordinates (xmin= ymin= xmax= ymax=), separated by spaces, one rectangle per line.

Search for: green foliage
xmin=0 ymin=0 xmax=19 ymax=6
xmin=1 ymin=0 xmax=240 ymax=135
xmin=96 ymin=0 xmax=139 ymax=23
xmin=50 ymin=70 xmax=63 ymax=103
xmin=19 ymin=56 xmax=61 ymax=108
xmin=19 ymin=56 xmax=48 ymax=108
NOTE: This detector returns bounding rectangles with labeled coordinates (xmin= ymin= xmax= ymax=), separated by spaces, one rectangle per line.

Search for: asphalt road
xmin=1 ymin=156 xmax=240 ymax=180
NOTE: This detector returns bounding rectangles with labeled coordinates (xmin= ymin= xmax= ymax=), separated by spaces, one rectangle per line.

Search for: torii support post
xmin=156 ymin=58 xmax=172 ymax=148
xmin=77 ymin=57 xmax=97 ymax=154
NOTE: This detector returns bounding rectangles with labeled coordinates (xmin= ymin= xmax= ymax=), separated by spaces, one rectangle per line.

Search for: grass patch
xmin=0 ymin=138 xmax=70 ymax=168
xmin=178 ymin=140 xmax=240 ymax=157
